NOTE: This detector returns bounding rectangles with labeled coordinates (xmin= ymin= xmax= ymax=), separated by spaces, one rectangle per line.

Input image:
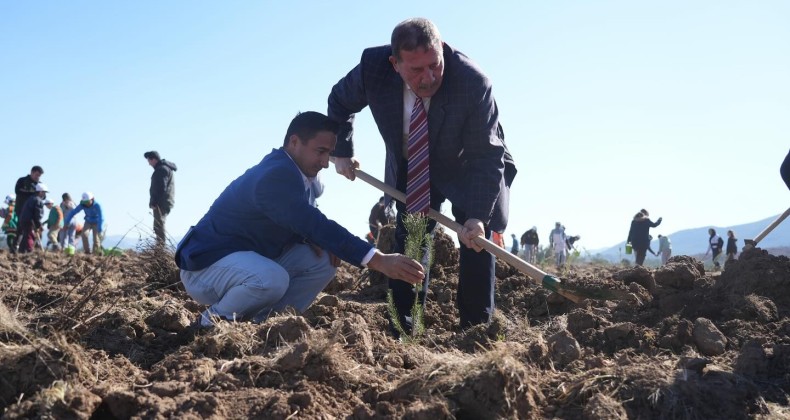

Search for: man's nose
xmin=421 ymin=69 xmax=435 ymax=83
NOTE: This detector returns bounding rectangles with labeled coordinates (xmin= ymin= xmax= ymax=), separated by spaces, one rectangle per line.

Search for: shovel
xmin=743 ymin=207 xmax=790 ymax=250
xmin=336 ymin=163 xmax=601 ymax=303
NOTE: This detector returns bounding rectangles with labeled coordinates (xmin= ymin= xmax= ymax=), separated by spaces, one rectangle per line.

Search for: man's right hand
xmin=367 ymin=251 xmax=424 ymax=284
xmin=333 ymin=157 xmax=360 ymax=181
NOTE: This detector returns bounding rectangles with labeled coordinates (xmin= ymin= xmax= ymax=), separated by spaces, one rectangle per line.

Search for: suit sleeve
xmin=256 ymin=169 xmax=372 ymax=266
xmin=781 ymin=149 xmax=790 ymax=191
xmin=327 ymin=56 xmax=370 ymax=158
xmin=461 ymin=84 xmax=506 ymax=223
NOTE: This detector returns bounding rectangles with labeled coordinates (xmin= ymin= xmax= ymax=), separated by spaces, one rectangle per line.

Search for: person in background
xmin=521 ymin=226 xmax=539 ymax=264
xmin=646 ymin=235 xmax=659 ymax=258
xmin=44 ymin=199 xmax=63 ymax=251
xmin=492 ymin=231 xmax=505 ymax=248
xmin=549 ymin=222 xmax=567 ymax=269
xmin=14 ymin=166 xmax=43 ymax=220
xmin=565 ymin=233 xmax=581 ymax=252
xmin=1 ymin=194 xmax=18 ymax=250
xmin=704 ymin=228 xmax=724 ymax=270
xmin=726 ymin=230 xmax=738 ymax=261
xmin=64 ymin=192 xmax=104 ymax=255
xmin=145 ymin=151 xmax=177 ymax=247
xmin=657 ymin=234 xmax=672 ymax=265
xmin=58 ymin=193 xmax=78 ymax=249
xmin=17 ymin=183 xmax=48 ymax=253
xmin=368 ymin=196 xmax=390 ymax=244
xmin=510 ymin=233 xmax=519 ymax=255
xmin=626 ymin=210 xmax=662 ymax=266
xmin=328 ymin=18 xmax=516 ymax=335
xmin=175 ymin=112 xmax=423 ymax=329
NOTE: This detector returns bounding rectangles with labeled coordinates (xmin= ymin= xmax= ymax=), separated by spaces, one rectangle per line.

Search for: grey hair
xmin=391 ymin=18 xmax=442 ymax=61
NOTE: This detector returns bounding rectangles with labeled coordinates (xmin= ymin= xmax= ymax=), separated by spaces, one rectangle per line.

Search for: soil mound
xmin=1 ymin=247 xmax=789 ymax=418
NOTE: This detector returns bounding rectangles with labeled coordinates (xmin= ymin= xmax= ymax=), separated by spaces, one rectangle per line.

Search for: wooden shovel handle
xmin=341 ymin=163 xmax=582 ymax=303
xmin=752 ymin=207 xmax=790 ymax=245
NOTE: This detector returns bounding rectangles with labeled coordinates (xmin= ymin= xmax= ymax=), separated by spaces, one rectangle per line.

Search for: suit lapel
xmin=382 ymin=74 xmax=405 ymax=159
xmin=427 ymin=87 xmax=446 ymax=153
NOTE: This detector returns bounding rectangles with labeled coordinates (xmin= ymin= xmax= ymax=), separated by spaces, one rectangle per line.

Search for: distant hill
xmin=103 ymin=234 xmax=149 ymax=251
xmin=589 ymin=214 xmax=790 ymax=261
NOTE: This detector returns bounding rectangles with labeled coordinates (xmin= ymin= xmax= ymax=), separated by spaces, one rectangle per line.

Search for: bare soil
xmin=1 ymin=231 xmax=790 ymax=419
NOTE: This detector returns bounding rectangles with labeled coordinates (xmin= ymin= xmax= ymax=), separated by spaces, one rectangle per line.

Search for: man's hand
xmin=457 ymin=218 xmax=485 ymax=252
xmin=367 ymin=251 xmax=424 ymax=284
xmin=333 ymin=157 xmax=360 ymax=181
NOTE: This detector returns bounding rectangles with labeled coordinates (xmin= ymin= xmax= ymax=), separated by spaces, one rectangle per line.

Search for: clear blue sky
xmin=1 ymin=1 xmax=788 ymax=251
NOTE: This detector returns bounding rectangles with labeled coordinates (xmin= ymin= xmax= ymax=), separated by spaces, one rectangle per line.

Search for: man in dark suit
xmin=175 ymin=112 xmax=423 ymax=328
xmin=328 ymin=18 xmax=516 ymax=333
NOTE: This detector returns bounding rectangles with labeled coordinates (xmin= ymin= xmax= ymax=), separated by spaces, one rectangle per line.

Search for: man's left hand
xmin=458 ymin=218 xmax=485 ymax=252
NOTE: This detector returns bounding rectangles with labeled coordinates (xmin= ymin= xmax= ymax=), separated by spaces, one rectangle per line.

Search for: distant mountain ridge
xmin=590 ymin=213 xmax=790 ymax=259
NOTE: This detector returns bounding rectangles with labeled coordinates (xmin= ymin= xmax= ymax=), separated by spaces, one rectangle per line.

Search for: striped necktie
xmin=406 ymin=97 xmax=430 ymax=215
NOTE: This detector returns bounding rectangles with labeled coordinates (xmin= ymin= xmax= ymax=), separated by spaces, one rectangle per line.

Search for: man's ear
xmin=388 ymin=55 xmax=399 ymax=73
xmin=287 ymin=134 xmax=300 ymax=149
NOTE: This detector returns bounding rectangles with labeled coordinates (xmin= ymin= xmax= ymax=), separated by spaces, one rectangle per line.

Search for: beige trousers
xmin=81 ymin=222 xmax=102 ymax=254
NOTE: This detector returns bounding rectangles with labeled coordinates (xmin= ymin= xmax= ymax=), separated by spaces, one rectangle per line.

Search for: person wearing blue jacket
xmin=64 ymin=192 xmax=104 ymax=255
xmin=175 ymin=111 xmax=424 ymax=328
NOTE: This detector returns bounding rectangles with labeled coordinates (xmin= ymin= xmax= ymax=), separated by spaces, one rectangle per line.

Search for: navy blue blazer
xmin=328 ymin=43 xmax=516 ymax=232
xmin=176 ymin=148 xmax=372 ymax=271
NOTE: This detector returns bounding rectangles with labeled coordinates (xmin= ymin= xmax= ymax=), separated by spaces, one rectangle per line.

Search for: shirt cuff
xmin=360 ymin=247 xmax=377 ymax=267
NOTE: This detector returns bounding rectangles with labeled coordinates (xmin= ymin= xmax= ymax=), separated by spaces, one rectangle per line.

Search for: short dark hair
xmin=31 ymin=165 xmax=44 ymax=174
xmin=283 ymin=111 xmax=339 ymax=147
xmin=62 ymin=193 xmax=71 ymax=200
xmin=144 ymin=151 xmax=161 ymax=161
xmin=391 ymin=18 xmax=442 ymax=61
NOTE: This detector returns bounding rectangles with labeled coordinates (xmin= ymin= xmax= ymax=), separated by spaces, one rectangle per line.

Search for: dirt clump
xmin=1 ymin=247 xmax=790 ymax=418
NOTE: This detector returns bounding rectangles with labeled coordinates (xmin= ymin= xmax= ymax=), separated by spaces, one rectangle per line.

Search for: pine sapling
xmin=387 ymin=212 xmax=433 ymax=343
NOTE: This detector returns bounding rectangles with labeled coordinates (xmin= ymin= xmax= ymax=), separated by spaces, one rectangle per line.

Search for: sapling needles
xmin=387 ymin=212 xmax=432 ymax=343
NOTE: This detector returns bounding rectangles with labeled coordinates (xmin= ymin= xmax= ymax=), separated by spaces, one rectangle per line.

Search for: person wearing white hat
xmin=17 ymin=183 xmax=48 ymax=253
xmin=44 ymin=198 xmax=63 ymax=251
xmin=64 ymin=191 xmax=104 ymax=255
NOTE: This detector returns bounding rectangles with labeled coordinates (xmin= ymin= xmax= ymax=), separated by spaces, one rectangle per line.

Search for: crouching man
xmin=175 ymin=112 xmax=424 ymax=328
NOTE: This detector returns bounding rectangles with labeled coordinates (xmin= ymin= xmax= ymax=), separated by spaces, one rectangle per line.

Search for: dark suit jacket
xmin=328 ymin=43 xmax=516 ymax=232
xmin=176 ymin=148 xmax=372 ymax=271
xmin=627 ymin=216 xmax=661 ymax=250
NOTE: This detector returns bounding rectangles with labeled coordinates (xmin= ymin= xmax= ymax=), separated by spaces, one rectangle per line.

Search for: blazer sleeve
xmin=460 ymin=83 xmax=506 ymax=223
xmin=256 ymin=166 xmax=371 ymax=266
xmin=327 ymin=57 xmax=370 ymax=158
